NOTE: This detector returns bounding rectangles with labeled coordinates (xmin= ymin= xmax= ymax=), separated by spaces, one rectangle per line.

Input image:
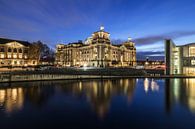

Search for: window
xmin=13 ymin=48 xmax=17 ymax=53
xmin=0 ymin=54 xmax=4 ymax=58
xmin=8 ymin=54 xmax=12 ymax=58
xmin=19 ymin=55 xmax=22 ymax=58
xmin=13 ymin=54 xmax=17 ymax=58
xmin=8 ymin=48 xmax=12 ymax=52
xmin=189 ymin=47 xmax=195 ymax=57
xmin=191 ymin=60 xmax=195 ymax=65
xmin=19 ymin=48 xmax=22 ymax=53
xmin=0 ymin=47 xmax=5 ymax=52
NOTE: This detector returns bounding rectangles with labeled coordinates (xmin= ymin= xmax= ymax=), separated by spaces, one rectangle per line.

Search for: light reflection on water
xmin=143 ymin=78 xmax=159 ymax=93
xmin=165 ymin=78 xmax=195 ymax=114
xmin=0 ymin=78 xmax=195 ymax=128
xmin=0 ymin=79 xmax=136 ymax=117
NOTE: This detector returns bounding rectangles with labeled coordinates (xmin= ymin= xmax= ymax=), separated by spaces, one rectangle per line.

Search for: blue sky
xmin=0 ymin=0 xmax=195 ymax=60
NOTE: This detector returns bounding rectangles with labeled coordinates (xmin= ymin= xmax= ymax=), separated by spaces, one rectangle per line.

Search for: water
xmin=0 ymin=78 xmax=195 ymax=129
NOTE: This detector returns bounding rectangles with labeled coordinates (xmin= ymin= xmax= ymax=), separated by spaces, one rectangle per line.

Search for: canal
xmin=0 ymin=78 xmax=195 ymax=129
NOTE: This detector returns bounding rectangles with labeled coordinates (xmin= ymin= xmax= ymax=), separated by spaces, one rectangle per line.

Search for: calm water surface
xmin=0 ymin=78 xmax=195 ymax=129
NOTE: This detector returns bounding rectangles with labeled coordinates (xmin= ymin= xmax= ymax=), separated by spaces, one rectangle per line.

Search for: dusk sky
xmin=0 ymin=0 xmax=195 ymax=60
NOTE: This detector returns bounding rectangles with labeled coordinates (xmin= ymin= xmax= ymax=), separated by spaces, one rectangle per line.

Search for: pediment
xmin=120 ymin=45 xmax=127 ymax=50
xmin=6 ymin=42 xmax=24 ymax=47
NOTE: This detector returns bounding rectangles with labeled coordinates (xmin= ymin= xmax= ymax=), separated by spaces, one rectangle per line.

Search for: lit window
xmin=189 ymin=47 xmax=195 ymax=57
xmin=191 ymin=60 xmax=195 ymax=65
xmin=8 ymin=54 xmax=12 ymax=58
xmin=19 ymin=54 xmax=22 ymax=58
xmin=0 ymin=54 xmax=4 ymax=58
xmin=13 ymin=54 xmax=17 ymax=58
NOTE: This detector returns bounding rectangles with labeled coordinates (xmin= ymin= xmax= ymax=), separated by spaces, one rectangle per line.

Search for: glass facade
xmin=165 ymin=40 xmax=195 ymax=75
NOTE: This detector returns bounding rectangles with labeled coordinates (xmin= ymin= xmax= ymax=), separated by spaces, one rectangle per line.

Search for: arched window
xmin=19 ymin=48 xmax=22 ymax=53
xmin=8 ymin=48 xmax=12 ymax=52
xmin=13 ymin=48 xmax=17 ymax=53
xmin=0 ymin=47 xmax=5 ymax=52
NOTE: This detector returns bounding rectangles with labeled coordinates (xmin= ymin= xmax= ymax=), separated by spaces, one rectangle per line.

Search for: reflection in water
xmin=165 ymin=78 xmax=195 ymax=114
xmin=0 ymin=88 xmax=24 ymax=113
xmin=0 ymin=82 xmax=56 ymax=114
xmin=1 ymin=77 xmax=195 ymax=127
xmin=0 ymin=79 xmax=136 ymax=118
xmin=2 ymin=78 xmax=195 ymax=118
xmin=60 ymin=79 xmax=136 ymax=118
xmin=144 ymin=78 xmax=159 ymax=93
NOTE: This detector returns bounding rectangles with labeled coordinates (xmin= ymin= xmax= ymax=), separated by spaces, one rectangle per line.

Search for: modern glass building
xmin=165 ymin=39 xmax=195 ymax=75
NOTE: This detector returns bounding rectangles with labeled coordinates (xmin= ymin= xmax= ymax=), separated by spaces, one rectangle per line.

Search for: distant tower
xmin=100 ymin=25 xmax=104 ymax=31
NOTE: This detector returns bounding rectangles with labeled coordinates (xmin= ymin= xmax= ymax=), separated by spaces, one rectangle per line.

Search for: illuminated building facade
xmin=0 ymin=38 xmax=39 ymax=68
xmin=165 ymin=39 xmax=195 ymax=75
xmin=55 ymin=26 xmax=136 ymax=67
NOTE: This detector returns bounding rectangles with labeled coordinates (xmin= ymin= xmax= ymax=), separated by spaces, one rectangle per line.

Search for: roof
xmin=179 ymin=42 xmax=195 ymax=47
xmin=0 ymin=37 xmax=31 ymax=46
xmin=68 ymin=42 xmax=83 ymax=45
xmin=93 ymin=30 xmax=110 ymax=34
xmin=112 ymin=44 xmax=122 ymax=47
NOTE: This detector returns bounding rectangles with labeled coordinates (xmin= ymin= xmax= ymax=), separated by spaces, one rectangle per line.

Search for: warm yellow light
xmin=13 ymin=54 xmax=17 ymax=58
xmin=0 ymin=54 xmax=4 ymax=58
xmin=8 ymin=54 xmax=12 ymax=58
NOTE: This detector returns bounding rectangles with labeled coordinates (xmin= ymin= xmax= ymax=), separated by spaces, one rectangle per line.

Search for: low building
xmin=55 ymin=26 xmax=136 ymax=67
xmin=165 ymin=39 xmax=195 ymax=75
xmin=0 ymin=38 xmax=39 ymax=69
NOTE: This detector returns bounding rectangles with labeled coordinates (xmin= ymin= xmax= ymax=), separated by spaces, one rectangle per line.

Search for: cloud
xmin=133 ymin=31 xmax=195 ymax=46
xmin=136 ymin=51 xmax=164 ymax=60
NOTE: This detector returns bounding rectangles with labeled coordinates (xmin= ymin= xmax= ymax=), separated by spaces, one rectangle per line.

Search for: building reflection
xmin=59 ymin=79 xmax=136 ymax=118
xmin=0 ymin=79 xmax=136 ymax=117
xmin=144 ymin=78 xmax=159 ymax=93
xmin=0 ymin=81 xmax=56 ymax=114
xmin=0 ymin=88 xmax=24 ymax=113
xmin=165 ymin=78 xmax=195 ymax=114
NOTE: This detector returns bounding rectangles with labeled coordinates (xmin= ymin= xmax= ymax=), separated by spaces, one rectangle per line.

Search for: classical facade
xmin=165 ymin=39 xmax=195 ymax=75
xmin=55 ymin=26 xmax=136 ymax=67
xmin=0 ymin=38 xmax=39 ymax=68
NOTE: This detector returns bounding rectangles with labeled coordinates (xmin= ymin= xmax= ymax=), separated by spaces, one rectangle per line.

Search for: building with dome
xmin=55 ymin=26 xmax=136 ymax=67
